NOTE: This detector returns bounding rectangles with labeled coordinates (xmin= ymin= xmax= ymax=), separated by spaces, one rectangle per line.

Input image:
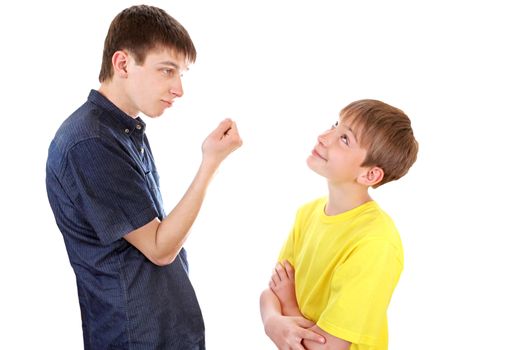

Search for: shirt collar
xmin=87 ymin=89 xmax=146 ymax=133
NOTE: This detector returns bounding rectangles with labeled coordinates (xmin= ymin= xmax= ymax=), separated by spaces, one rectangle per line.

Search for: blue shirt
xmin=46 ymin=90 xmax=205 ymax=349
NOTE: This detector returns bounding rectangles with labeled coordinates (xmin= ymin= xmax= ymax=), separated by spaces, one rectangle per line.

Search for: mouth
xmin=312 ymin=148 xmax=327 ymax=161
xmin=161 ymin=100 xmax=173 ymax=108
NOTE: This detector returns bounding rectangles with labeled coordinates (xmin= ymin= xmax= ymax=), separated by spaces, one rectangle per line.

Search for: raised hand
xmin=201 ymin=118 xmax=242 ymax=168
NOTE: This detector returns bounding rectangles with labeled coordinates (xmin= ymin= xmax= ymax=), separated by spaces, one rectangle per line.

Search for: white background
xmin=1 ymin=0 xmax=506 ymax=349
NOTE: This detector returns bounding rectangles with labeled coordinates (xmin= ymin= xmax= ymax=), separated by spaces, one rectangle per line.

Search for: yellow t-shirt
xmin=279 ymin=198 xmax=403 ymax=350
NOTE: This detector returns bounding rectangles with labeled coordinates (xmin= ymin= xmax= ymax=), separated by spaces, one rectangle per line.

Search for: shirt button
xmin=124 ymin=128 xmax=130 ymax=134
xmin=140 ymin=147 xmax=144 ymax=154
xmin=136 ymin=124 xmax=142 ymax=130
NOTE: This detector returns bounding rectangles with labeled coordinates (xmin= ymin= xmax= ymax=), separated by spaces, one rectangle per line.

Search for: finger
xmin=224 ymin=122 xmax=243 ymax=149
xmin=292 ymin=342 xmax=306 ymax=350
xmin=275 ymin=263 xmax=287 ymax=281
xmin=276 ymin=262 xmax=289 ymax=280
xmin=227 ymin=121 xmax=240 ymax=136
xmin=269 ymin=279 xmax=276 ymax=290
xmin=212 ymin=119 xmax=233 ymax=137
xmin=270 ymin=273 xmax=279 ymax=288
xmin=271 ymin=269 xmax=280 ymax=284
xmin=283 ymin=260 xmax=295 ymax=282
xmin=300 ymin=329 xmax=326 ymax=344
xmin=295 ymin=317 xmax=316 ymax=329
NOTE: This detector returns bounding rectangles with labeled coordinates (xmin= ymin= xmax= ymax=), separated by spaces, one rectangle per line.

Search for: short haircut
xmin=99 ymin=5 xmax=196 ymax=82
xmin=340 ymin=99 xmax=418 ymax=188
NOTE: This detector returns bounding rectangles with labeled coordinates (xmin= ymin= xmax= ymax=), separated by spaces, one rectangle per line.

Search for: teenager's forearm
xmin=124 ymin=119 xmax=241 ymax=266
xmin=153 ymin=161 xmax=218 ymax=263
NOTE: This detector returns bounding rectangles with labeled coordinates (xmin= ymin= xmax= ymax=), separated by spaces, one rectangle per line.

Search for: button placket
xmin=135 ymin=124 xmax=144 ymax=156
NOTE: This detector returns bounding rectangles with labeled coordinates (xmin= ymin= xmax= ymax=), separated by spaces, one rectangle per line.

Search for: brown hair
xmin=99 ymin=5 xmax=196 ymax=82
xmin=340 ymin=99 xmax=418 ymax=188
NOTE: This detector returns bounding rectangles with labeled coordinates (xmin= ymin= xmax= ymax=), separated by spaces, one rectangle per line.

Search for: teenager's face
xmin=125 ymin=48 xmax=188 ymax=117
xmin=307 ymin=119 xmax=368 ymax=185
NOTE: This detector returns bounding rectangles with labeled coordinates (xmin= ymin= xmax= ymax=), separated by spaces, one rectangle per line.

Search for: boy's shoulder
xmin=354 ymin=202 xmax=403 ymax=256
xmin=358 ymin=202 xmax=398 ymax=233
xmin=298 ymin=196 xmax=327 ymax=212
xmin=295 ymin=196 xmax=327 ymax=219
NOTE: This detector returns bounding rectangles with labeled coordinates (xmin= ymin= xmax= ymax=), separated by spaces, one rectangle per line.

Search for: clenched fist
xmin=202 ymin=118 xmax=242 ymax=167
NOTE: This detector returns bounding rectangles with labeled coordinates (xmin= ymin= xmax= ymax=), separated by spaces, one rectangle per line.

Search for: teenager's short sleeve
xmin=63 ymin=138 xmax=159 ymax=244
xmin=317 ymin=239 xmax=403 ymax=346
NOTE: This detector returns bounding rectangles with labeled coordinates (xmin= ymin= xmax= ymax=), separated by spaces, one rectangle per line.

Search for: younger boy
xmin=260 ymin=99 xmax=418 ymax=350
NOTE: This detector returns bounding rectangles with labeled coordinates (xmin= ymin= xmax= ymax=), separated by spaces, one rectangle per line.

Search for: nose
xmin=170 ymin=75 xmax=184 ymax=98
xmin=317 ymin=130 xmax=333 ymax=146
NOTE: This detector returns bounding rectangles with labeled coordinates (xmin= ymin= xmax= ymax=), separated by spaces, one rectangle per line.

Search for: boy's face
xmin=124 ymin=48 xmax=188 ymax=117
xmin=307 ymin=119 xmax=369 ymax=185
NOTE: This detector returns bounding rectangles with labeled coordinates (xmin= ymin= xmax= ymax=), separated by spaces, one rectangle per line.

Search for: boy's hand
xmin=201 ymin=119 xmax=242 ymax=168
xmin=264 ymin=314 xmax=325 ymax=350
xmin=270 ymin=260 xmax=300 ymax=316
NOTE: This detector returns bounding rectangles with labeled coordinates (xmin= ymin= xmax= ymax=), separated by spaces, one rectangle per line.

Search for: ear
xmin=111 ymin=50 xmax=129 ymax=78
xmin=357 ymin=166 xmax=384 ymax=187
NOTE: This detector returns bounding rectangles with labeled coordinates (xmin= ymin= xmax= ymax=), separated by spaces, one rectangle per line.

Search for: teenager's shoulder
xmin=48 ymin=98 xmax=122 ymax=176
xmin=53 ymin=101 xmax=103 ymax=147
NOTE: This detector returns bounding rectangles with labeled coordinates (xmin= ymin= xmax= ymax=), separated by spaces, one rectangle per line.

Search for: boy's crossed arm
xmin=263 ymin=261 xmax=351 ymax=350
xmin=260 ymin=265 xmax=324 ymax=350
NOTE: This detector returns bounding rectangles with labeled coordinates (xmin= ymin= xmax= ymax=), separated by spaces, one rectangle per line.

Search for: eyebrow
xmin=157 ymin=61 xmax=181 ymax=70
xmin=158 ymin=61 xmax=191 ymax=73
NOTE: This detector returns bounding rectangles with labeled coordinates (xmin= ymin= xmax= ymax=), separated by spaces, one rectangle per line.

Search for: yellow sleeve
xmin=277 ymin=208 xmax=303 ymax=266
xmin=317 ymin=239 xmax=403 ymax=346
xmin=278 ymin=224 xmax=296 ymax=266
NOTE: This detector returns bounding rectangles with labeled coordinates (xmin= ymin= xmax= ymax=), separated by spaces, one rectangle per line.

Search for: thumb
xmin=227 ymin=120 xmax=240 ymax=136
xmin=211 ymin=118 xmax=233 ymax=138
xmin=301 ymin=329 xmax=326 ymax=345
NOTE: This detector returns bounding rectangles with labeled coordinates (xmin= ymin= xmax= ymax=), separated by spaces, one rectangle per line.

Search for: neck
xmin=98 ymin=82 xmax=138 ymax=118
xmin=325 ymin=182 xmax=372 ymax=216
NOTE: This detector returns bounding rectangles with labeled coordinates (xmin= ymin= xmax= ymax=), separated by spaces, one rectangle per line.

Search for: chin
xmin=306 ymin=159 xmax=318 ymax=173
xmin=306 ymin=155 xmax=318 ymax=169
xmin=144 ymin=109 xmax=164 ymax=118
xmin=307 ymin=158 xmax=326 ymax=177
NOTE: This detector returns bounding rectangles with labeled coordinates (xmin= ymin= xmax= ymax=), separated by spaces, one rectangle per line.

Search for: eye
xmin=162 ymin=68 xmax=175 ymax=77
xmin=340 ymin=134 xmax=350 ymax=146
xmin=331 ymin=121 xmax=339 ymax=129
